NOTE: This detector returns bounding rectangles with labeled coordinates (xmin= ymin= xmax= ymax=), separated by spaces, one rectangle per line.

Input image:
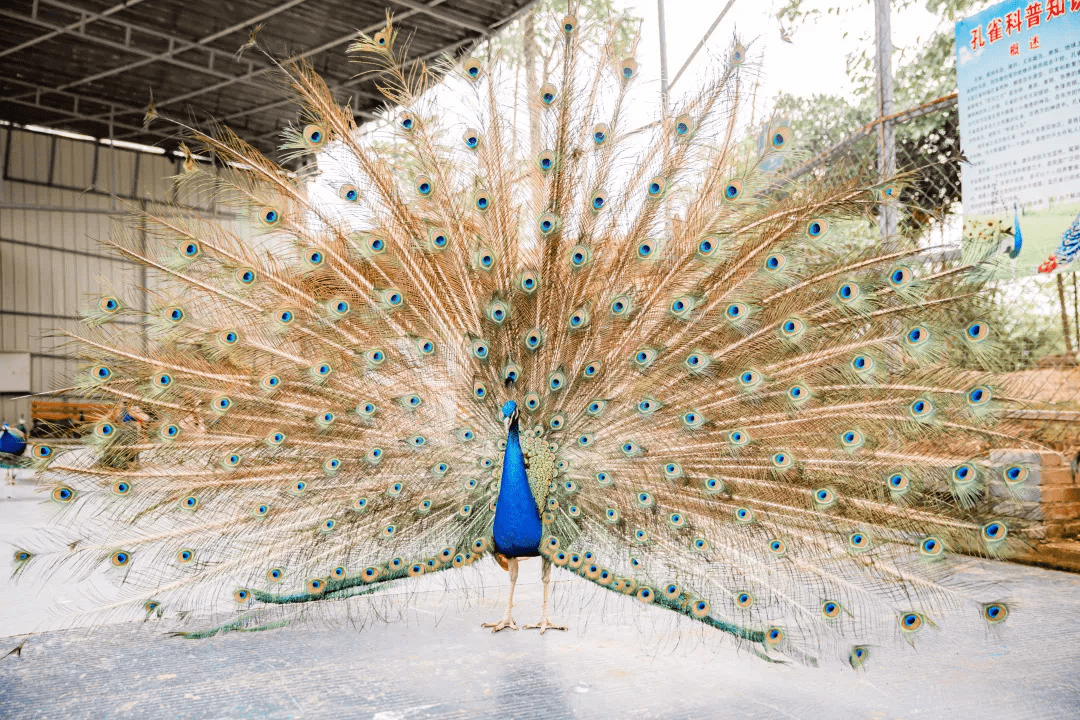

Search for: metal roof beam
xmin=249 ymin=36 xmax=475 ymax=141
xmin=42 ymin=0 xmax=312 ymax=95
xmin=0 ymin=7 xmax=251 ymax=85
xmin=0 ymin=0 xmax=150 ymax=59
xmin=0 ymin=92 xmax=176 ymax=142
xmin=387 ymin=0 xmax=492 ymax=36
xmin=249 ymin=2 xmax=538 ymax=139
xmin=104 ymin=0 xmax=457 ymax=141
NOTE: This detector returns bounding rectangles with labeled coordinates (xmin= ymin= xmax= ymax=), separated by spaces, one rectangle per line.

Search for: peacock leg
xmin=524 ymin=557 xmax=566 ymax=634
xmin=482 ymin=554 xmax=519 ymax=632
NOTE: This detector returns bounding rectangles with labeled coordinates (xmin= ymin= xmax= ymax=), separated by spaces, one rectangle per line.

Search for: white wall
xmin=0 ymin=127 xmax=230 ymax=427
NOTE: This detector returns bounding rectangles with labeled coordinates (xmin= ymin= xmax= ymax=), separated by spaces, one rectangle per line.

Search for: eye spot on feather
xmin=983 ymin=603 xmax=1008 ymax=624
xmin=889 ymin=266 xmax=913 ymax=287
xmin=620 ymin=57 xmax=638 ymax=80
xmin=723 ymin=179 xmax=743 ymax=200
xmin=179 ymin=240 xmax=202 ymax=258
xmin=1004 ymin=465 xmax=1029 ymax=485
xmin=258 ymin=205 xmax=282 ymax=227
xmin=590 ymin=189 xmax=607 ymax=211
xmin=593 ymin=123 xmax=609 ymax=144
xmin=703 ymin=477 xmax=724 ymax=494
xmin=920 ymin=536 xmax=944 ymax=557
xmin=523 ymin=328 xmax=544 ymax=350
xmin=899 ymin=612 xmax=924 ymax=632
xmin=909 ymin=397 xmax=935 ymax=420
xmin=569 ymin=244 xmax=591 ymax=267
xmin=52 ymin=486 xmax=74 ymax=503
xmin=539 ymin=83 xmax=557 ymax=105
xmin=463 ymin=58 xmax=482 ymax=80
xmin=848 ymin=532 xmax=870 ymax=551
xmin=764 ymin=254 xmax=786 ymax=272
xmin=735 ymin=507 xmax=754 ymax=523
xmin=822 ymin=601 xmax=841 ymax=619
xmin=303 ymin=124 xmax=325 ymax=147
xmin=99 ymin=296 xmax=120 ymax=313
xmin=952 ymin=463 xmax=977 ymax=485
xmin=537 ymin=149 xmax=556 ymax=172
xmin=967 ymin=386 xmax=991 ymax=406
xmin=850 ymin=353 xmax=873 ymax=373
xmin=982 ymin=521 xmax=1007 ymax=542
xmin=738 ymin=370 xmax=761 ymax=389
xmin=768 ymin=539 xmax=787 ymax=556
xmin=770 ymin=125 xmax=791 ymax=149
xmin=164 ymin=306 xmax=184 ymax=323
xmin=111 ymin=550 xmax=131 ymax=567
xmin=806 ymin=219 xmax=829 ymax=238
xmin=675 ymin=113 xmax=695 ymax=137
xmin=966 ymin=321 xmax=989 ymax=342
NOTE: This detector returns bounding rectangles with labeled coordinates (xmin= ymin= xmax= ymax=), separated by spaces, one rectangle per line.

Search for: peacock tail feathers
xmin=16 ymin=3 xmax=1045 ymax=665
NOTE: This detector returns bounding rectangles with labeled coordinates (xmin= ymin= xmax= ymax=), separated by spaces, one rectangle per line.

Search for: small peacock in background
xmin=11 ymin=5 xmax=1048 ymax=667
xmin=1036 ymin=209 xmax=1080 ymax=274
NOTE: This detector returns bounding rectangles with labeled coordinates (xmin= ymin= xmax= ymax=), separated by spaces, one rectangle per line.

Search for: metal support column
xmin=874 ymin=0 xmax=897 ymax=244
xmin=657 ymin=0 xmax=669 ymax=111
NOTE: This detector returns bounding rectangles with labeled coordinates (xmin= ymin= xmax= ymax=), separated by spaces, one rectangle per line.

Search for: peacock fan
xmin=13 ymin=6 xmax=1042 ymax=668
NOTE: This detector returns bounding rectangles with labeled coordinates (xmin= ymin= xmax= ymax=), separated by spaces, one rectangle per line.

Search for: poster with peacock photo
xmin=955 ymin=0 xmax=1080 ymax=279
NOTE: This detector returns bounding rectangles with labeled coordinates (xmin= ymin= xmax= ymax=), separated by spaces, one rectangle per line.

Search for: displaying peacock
xmin=13 ymin=6 xmax=1045 ymax=668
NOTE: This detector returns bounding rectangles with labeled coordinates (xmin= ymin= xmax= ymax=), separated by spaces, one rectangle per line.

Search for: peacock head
xmin=501 ymin=400 xmax=519 ymax=431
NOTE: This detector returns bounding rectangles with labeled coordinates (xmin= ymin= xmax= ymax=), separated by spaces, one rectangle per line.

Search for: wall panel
xmin=1 ymin=128 xmax=242 ymax=426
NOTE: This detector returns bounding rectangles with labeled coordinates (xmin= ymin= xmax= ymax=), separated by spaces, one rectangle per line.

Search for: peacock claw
xmin=524 ymin=618 xmax=567 ymax=634
xmin=482 ymin=617 xmax=519 ymax=633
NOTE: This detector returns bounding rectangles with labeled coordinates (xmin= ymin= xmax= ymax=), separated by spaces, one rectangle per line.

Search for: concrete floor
xmin=3 ymin=472 xmax=1080 ymax=719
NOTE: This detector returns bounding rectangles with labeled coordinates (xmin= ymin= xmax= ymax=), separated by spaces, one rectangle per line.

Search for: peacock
xmin=12 ymin=6 xmax=1045 ymax=668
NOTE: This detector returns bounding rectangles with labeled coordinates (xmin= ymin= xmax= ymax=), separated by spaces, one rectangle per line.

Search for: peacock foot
xmin=524 ymin=618 xmax=567 ymax=634
xmin=482 ymin=616 xmax=519 ymax=633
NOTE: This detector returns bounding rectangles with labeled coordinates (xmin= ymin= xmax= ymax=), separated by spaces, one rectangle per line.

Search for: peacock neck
xmin=491 ymin=418 xmax=543 ymax=557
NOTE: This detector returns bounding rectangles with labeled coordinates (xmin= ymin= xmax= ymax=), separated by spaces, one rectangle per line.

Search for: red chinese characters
xmin=987 ymin=17 xmax=1004 ymax=42
xmin=970 ymin=25 xmax=986 ymax=50
xmin=1029 ymin=34 xmax=1040 ymax=49
xmin=1025 ymin=2 xmax=1042 ymax=27
xmin=1044 ymin=0 xmax=1066 ymax=20
xmin=1005 ymin=9 xmax=1023 ymax=34
xmin=1009 ymin=42 xmax=1020 ymax=56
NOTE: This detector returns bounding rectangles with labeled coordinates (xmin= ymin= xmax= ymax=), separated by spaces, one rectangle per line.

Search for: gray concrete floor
xmin=3 ymin=471 xmax=1080 ymax=719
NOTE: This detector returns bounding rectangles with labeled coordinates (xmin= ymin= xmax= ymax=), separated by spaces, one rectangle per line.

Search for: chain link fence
xmin=787 ymin=93 xmax=1080 ymax=460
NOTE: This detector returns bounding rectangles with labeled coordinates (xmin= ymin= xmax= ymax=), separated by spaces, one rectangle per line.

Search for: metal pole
xmin=657 ymin=0 xmax=669 ymax=111
xmin=874 ymin=0 xmax=896 ymax=244
xmin=669 ymin=0 xmax=738 ymax=93
xmin=1059 ymin=274 xmax=1074 ymax=354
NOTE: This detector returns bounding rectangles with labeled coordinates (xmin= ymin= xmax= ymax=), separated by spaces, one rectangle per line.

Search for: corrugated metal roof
xmin=0 ymin=0 xmax=533 ymax=156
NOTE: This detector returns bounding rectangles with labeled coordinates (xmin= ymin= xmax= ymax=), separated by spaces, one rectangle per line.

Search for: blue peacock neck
xmin=491 ymin=409 xmax=543 ymax=558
